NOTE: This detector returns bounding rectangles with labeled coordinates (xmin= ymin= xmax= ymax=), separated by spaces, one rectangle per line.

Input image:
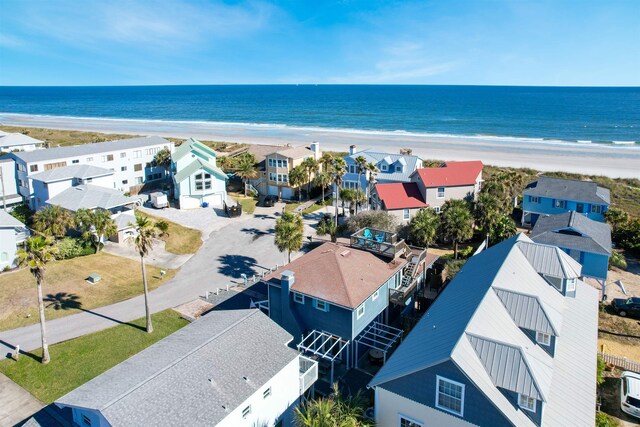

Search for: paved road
xmin=0 ymin=211 xmax=307 ymax=357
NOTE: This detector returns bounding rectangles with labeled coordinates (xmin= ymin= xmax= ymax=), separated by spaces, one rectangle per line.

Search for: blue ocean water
xmin=0 ymin=85 xmax=639 ymax=144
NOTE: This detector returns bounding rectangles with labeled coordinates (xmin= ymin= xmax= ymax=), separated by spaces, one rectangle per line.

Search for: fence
xmin=599 ymin=352 xmax=640 ymax=373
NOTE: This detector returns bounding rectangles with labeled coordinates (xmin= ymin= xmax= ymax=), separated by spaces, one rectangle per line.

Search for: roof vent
xmin=340 ymin=250 xmax=351 ymax=257
xmin=243 ymin=376 xmax=249 ymax=381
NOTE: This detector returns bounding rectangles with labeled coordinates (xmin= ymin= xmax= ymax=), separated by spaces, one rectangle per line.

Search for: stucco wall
xmin=425 ymin=184 xmax=476 ymax=208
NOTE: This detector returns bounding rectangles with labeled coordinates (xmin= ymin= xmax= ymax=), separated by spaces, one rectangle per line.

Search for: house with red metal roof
xmin=373 ymin=161 xmax=483 ymax=223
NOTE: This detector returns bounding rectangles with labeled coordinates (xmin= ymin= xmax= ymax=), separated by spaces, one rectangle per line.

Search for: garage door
xmin=203 ymin=193 xmax=224 ymax=208
xmin=180 ymin=196 xmax=201 ymax=210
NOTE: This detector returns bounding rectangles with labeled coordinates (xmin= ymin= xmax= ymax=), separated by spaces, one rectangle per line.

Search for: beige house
xmin=261 ymin=142 xmax=321 ymax=199
xmin=373 ymin=161 xmax=483 ymax=223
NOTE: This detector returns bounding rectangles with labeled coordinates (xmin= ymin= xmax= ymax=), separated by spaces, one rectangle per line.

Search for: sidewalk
xmin=0 ymin=372 xmax=44 ymax=426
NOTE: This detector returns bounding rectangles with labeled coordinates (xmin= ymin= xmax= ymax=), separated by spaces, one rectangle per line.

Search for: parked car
xmin=621 ymin=371 xmax=640 ymax=420
xmin=611 ymin=297 xmax=640 ymax=319
xmin=263 ymin=195 xmax=278 ymax=207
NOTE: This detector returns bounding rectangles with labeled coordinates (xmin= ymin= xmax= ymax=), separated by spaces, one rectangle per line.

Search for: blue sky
xmin=1 ymin=0 xmax=639 ymax=86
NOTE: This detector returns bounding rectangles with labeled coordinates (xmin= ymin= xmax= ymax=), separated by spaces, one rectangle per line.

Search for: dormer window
xmin=566 ymin=278 xmax=576 ymax=292
xmin=536 ymin=331 xmax=551 ymax=346
xmin=381 ymin=164 xmax=388 ymax=172
xmin=518 ymin=394 xmax=536 ymax=412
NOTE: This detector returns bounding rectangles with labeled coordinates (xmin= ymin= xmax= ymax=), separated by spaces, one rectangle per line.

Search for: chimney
xmin=349 ymin=145 xmax=357 ymax=155
xmin=281 ymin=270 xmax=295 ymax=294
xmin=310 ymin=141 xmax=320 ymax=160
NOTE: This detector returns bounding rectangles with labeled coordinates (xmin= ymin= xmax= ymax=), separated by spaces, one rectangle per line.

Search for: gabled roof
xmin=0 ymin=210 xmax=25 ymax=228
xmin=268 ymin=145 xmax=313 ymax=159
xmin=172 ymin=138 xmax=217 ymax=162
xmin=174 ymin=157 xmax=227 ymax=183
xmin=530 ymin=212 xmax=612 ymax=255
xmin=30 ymin=164 xmax=113 ymax=183
xmin=9 ymin=136 xmax=172 ymax=163
xmin=46 ymin=185 xmax=142 ymax=212
xmin=515 ymin=237 xmax=582 ymax=278
xmin=345 ymin=150 xmax=423 ymax=183
xmin=370 ymin=233 xmax=598 ymax=426
xmin=412 ymin=161 xmax=483 ymax=188
xmin=56 ymin=310 xmax=299 ymax=426
xmin=523 ymin=176 xmax=610 ymax=205
xmin=262 ymin=242 xmax=406 ymax=309
xmin=0 ymin=133 xmax=43 ymax=147
xmin=375 ymin=182 xmax=428 ymax=210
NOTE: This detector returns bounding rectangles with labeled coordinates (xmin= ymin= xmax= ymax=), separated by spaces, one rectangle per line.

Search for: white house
xmin=6 ymin=135 xmax=173 ymax=208
xmin=172 ymin=138 xmax=227 ymax=209
xmin=55 ymin=309 xmax=318 ymax=427
xmin=0 ymin=210 xmax=28 ymax=270
xmin=0 ymin=157 xmax=22 ymax=209
xmin=0 ymin=133 xmax=45 ymax=152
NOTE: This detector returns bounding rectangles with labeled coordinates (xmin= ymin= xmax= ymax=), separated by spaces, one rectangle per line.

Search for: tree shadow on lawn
xmin=44 ymin=292 xmax=147 ymax=333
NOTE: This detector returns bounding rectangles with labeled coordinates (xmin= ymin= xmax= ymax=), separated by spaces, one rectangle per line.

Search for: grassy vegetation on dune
xmin=0 ymin=309 xmax=188 ymax=404
xmin=140 ymin=212 xmax=202 ymax=255
xmin=0 ymin=252 xmax=176 ymax=331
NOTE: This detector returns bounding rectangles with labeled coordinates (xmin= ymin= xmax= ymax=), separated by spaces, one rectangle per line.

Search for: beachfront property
xmin=0 ymin=157 xmax=23 ymax=209
xmin=3 ymin=135 xmax=173 ymax=209
xmin=171 ymin=138 xmax=228 ymax=209
xmin=0 ymin=210 xmax=28 ymax=270
xmin=258 ymin=142 xmax=321 ymax=200
xmin=369 ymin=234 xmax=598 ymax=427
xmin=521 ymin=176 xmax=610 ymax=226
xmin=0 ymin=131 xmax=44 ymax=152
xmin=261 ymin=228 xmax=437 ymax=384
xmin=373 ymin=160 xmax=484 ymax=223
xmin=54 ymin=309 xmax=318 ymax=427
xmin=531 ymin=211 xmax=612 ymax=282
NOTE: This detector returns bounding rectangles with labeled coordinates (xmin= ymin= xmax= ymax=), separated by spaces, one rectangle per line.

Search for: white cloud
xmin=0 ymin=33 xmax=27 ymax=49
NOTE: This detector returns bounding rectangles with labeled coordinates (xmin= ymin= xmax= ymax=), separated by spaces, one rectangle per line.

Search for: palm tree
xmin=365 ymin=162 xmax=378 ymax=209
xmin=295 ymin=383 xmax=372 ymax=426
xmin=409 ymin=208 xmax=440 ymax=249
xmin=339 ymin=187 xmax=354 ymax=216
xmin=490 ymin=214 xmax=518 ymax=244
xmin=235 ymin=156 xmax=259 ymax=196
xmin=480 ymin=181 xmax=510 ymax=214
xmin=319 ymin=152 xmax=334 ymax=173
xmin=474 ymin=192 xmax=501 ymax=243
xmin=128 ymin=213 xmax=158 ymax=333
xmin=317 ymin=217 xmax=338 ymax=243
xmin=289 ymin=165 xmax=306 ymax=201
xmin=32 ymin=205 xmax=74 ymax=239
xmin=16 ymin=236 xmax=58 ymax=364
xmin=313 ymin=171 xmax=333 ymax=206
xmin=152 ymin=147 xmax=172 ymax=168
xmin=440 ymin=199 xmax=474 ymax=259
xmin=274 ymin=211 xmax=304 ymax=263
xmin=353 ymin=155 xmax=368 ymax=214
xmin=301 ymin=157 xmax=319 ymax=200
xmin=331 ymin=157 xmax=347 ymax=226
xmin=74 ymin=208 xmax=118 ymax=253
xmin=352 ymin=189 xmax=366 ymax=214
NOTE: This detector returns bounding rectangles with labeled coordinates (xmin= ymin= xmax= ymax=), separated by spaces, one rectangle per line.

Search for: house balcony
xmin=299 ymin=355 xmax=318 ymax=394
xmin=350 ymin=228 xmax=410 ymax=259
xmin=15 ymin=227 xmax=29 ymax=243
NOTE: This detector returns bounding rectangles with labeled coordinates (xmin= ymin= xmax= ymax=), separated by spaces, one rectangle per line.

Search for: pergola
xmin=297 ymin=330 xmax=350 ymax=384
xmin=354 ymin=321 xmax=403 ymax=367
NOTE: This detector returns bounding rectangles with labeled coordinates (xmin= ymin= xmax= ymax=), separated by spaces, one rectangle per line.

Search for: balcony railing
xmin=299 ymin=355 xmax=318 ymax=394
xmin=350 ymin=228 xmax=409 ymax=259
xmin=15 ymin=227 xmax=29 ymax=243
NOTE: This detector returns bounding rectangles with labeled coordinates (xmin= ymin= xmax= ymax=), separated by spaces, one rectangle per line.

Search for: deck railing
xmin=299 ymin=355 xmax=318 ymax=394
xmin=599 ymin=352 xmax=640 ymax=373
xmin=350 ymin=228 xmax=408 ymax=259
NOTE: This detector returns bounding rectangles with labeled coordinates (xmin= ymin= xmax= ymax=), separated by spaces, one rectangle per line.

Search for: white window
xmin=122 ymin=180 xmax=128 ymax=185
xmin=342 ymin=181 xmax=357 ymax=189
xmin=17 ymin=163 xmax=26 ymax=172
xmin=71 ymin=159 xmax=79 ymax=164
xmin=133 ymin=150 xmax=142 ymax=158
xmin=554 ymin=199 xmax=566 ymax=208
xmin=399 ymin=415 xmax=423 ymax=427
xmin=372 ymin=290 xmax=379 ymax=301
xmin=293 ymin=292 xmax=304 ymax=304
xmin=268 ymin=158 xmax=274 ymax=167
xmin=1 ymin=252 xmax=8 ymax=262
xmin=314 ymin=299 xmax=329 ymax=312
xmin=120 ymin=152 xmax=127 ymax=158
xmin=591 ymin=204 xmax=602 ymax=214
xmin=436 ymin=376 xmax=464 ymax=416
xmin=349 ymin=165 xmax=356 ymax=174
xmin=242 ymin=405 xmax=251 ymax=419
xmin=566 ymin=278 xmax=576 ymax=292
xmin=529 ymin=196 xmax=540 ymax=203
xmin=381 ymin=164 xmax=388 ymax=171
xmin=269 ymin=172 xmax=277 ymax=181
xmin=536 ymin=331 xmax=551 ymax=346
xmin=518 ymin=393 xmax=536 ymax=412
xmin=437 ymin=187 xmax=445 ymax=198
xmin=86 ymin=157 xmax=93 ymax=162
xmin=403 ymin=209 xmax=410 ymax=220
xmin=136 ymin=177 xmax=143 ymax=184
xmin=121 ymin=166 xmax=127 ymax=171
xmin=263 ymin=387 xmax=271 ymax=398
xmin=356 ymin=303 xmax=365 ymax=319
xmin=434 ymin=206 xmax=441 ymax=214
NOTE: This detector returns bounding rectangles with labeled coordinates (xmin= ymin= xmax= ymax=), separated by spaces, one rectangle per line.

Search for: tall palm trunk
xmin=335 ymin=189 xmax=340 ymax=227
xmin=454 ymin=240 xmax=459 ymax=260
xmin=36 ymin=276 xmax=50 ymax=363
xmin=140 ymin=255 xmax=153 ymax=333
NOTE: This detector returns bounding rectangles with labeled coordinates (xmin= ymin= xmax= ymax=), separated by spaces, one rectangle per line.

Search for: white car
xmin=621 ymin=371 xmax=640 ymax=419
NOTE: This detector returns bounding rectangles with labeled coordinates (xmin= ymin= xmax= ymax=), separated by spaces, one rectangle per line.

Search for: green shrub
xmin=445 ymin=259 xmax=466 ymax=281
xmin=56 ymin=237 xmax=91 ymax=260
xmin=458 ymin=245 xmax=474 ymax=259
xmin=609 ymin=251 xmax=627 ymax=270
xmin=595 ymin=412 xmax=619 ymax=427
xmin=10 ymin=203 xmax=34 ymax=226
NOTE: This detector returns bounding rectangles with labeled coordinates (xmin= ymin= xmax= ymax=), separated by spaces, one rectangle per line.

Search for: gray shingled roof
xmin=56 ymin=310 xmax=299 ymax=427
xmin=523 ymin=176 xmax=610 ymax=205
xmin=46 ymin=185 xmax=142 ymax=212
xmin=494 ymin=288 xmax=558 ymax=335
xmin=30 ymin=164 xmax=113 ymax=183
xmin=530 ymin=212 xmax=612 ymax=255
xmin=345 ymin=150 xmax=422 ymax=183
xmin=10 ymin=136 xmax=171 ymax=163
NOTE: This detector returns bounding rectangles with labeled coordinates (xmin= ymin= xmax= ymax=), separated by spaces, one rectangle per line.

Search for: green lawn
xmin=140 ymin=213 xmax=202 ymax=255
xmin=284 ymin=201 xmax=325 ymax=215
xmin=0 ymin=309 xmax=188 ymax=404
xmin=236 ymin=195 xmax=258 ymax=214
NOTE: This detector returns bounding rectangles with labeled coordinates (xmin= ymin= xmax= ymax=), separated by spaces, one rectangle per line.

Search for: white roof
xmin=30 ymin=164 xmax=113 ymax=183
xmin=0 ymin=210 xmax=25 ymax=228
xmin=0 ymin=133 xmax=43 ymax=147
xmin=46 ymin=185 xmax=142 ymax=212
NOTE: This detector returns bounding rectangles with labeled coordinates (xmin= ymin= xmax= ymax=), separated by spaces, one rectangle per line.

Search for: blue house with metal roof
xmin=521 ymin=176 xmax=610 ymax=226
xmin=531 ymin=211 xmax=612 ymax=282
xmin=369 ymin=234 xmax=599 ymax=427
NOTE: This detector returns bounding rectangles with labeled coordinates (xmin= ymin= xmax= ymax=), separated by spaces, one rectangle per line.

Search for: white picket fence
xmin=599 ymin=352 xmax=640 ymax=373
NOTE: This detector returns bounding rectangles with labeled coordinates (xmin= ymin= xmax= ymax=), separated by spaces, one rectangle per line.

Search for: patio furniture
xmin=363 ymin=228 xmax=373 ymax=240
xmin=375 ymin=232 xmax=384 ymax=242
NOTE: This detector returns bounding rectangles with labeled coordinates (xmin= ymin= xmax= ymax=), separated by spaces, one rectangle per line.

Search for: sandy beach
xmin=1 ymin=113 xmax=639 ymax=179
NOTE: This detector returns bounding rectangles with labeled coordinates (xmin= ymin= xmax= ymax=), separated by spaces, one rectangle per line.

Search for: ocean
xmin=0 ymin=85 xmax=639 ymax=146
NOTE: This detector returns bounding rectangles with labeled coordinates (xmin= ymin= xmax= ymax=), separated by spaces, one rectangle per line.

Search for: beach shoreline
xmin=1 ymin=113 xmax=639 ymax=179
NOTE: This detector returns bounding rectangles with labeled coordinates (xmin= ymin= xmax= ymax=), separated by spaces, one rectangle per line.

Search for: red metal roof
xmin=375 ymin=182 xmax=428 ymax=210
xmin=414 ymin=161 xmax=483 ymax=187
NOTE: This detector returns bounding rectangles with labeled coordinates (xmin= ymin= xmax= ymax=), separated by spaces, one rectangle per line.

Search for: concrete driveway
xmin=102 ymin=238 xmax=192 ymax=269
xmin=0 ymin=373 xmax=43 ymax=426
xmin=0 ymin=213 xmax=297 ymax=356
xmin=137 ymin=205 xmax=229 ymax=241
